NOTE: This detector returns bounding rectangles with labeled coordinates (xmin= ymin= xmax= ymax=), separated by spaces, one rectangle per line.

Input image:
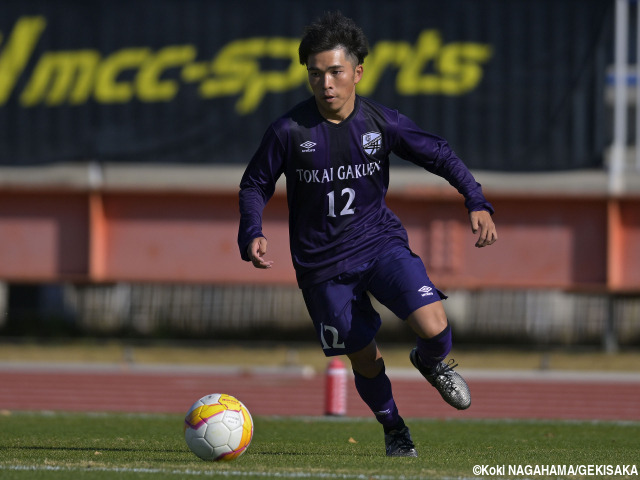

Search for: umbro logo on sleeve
xmin=418 ymin=286 xmax=433 ymax=297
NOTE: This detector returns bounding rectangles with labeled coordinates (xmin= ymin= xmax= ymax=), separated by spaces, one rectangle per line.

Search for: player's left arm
xmin=247 ymin=236 xmax=273 ymax=269
xmin=469 ymin=209 xmax=497 ymax=248
xmin=391 ymin=113 xmax=497 ymax=248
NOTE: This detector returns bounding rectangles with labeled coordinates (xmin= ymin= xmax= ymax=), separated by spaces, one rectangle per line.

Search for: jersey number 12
xmin=327 ymin=188 xmax=356 ymax=217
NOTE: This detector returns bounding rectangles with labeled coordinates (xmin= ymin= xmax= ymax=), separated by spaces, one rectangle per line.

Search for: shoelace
xmin=432 ymin=359 xmax=460 ymax=393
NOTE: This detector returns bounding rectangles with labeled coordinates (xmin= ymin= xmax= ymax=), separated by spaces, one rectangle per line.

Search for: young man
xmin=238 ymin=11 xmax=497 ymax=457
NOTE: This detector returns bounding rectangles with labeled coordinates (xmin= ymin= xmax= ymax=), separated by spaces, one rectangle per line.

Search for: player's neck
xmin=317 ymin=95 xmax=357 ymax=124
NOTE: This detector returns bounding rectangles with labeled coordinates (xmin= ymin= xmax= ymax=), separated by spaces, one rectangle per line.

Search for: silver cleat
xmin=410 ymin=348 xmax=471 ymax=410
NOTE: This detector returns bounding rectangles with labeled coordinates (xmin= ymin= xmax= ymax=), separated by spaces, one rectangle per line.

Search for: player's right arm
xmin=237 ymin=125 xmax=286 ymax=265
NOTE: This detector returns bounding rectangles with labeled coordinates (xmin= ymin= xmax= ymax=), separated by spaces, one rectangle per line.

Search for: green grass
xmin=0 ymin=412 xmax=638 ymax=479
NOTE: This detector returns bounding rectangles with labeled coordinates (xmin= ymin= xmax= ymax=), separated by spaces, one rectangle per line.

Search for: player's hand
xmin=469 ymin=210 xmax=497 ymax=248
xmin=247 ymin=237 xmax=274 ymax=269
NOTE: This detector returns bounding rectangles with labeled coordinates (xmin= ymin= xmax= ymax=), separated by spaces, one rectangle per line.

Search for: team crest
xmin=361 ymin=131 xmax=382 ymax=157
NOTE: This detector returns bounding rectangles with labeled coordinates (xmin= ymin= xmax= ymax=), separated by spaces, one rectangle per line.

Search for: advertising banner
xmin=0 ymin=0 xmax=613 ymax=170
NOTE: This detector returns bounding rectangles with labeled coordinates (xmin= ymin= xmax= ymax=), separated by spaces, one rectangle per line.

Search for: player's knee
xmin=350 ymin=357 xmax=384 ymax=378
xmin=406 ymin=302 xmax=448 ymax=338
xmin=347 ymin=348 xmax=384 ymax=378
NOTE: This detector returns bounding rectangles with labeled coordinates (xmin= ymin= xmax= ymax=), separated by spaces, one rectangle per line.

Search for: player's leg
xmin=406 ymin=301 xmax=451 ymax=368
xmin=346 ymin=336 xmax=383 ymax=377
xmin=347 ymin=340 xmax=401 ymax=430
xmin=368 ymin=246 xmax=471 ymax=410
xmin=405 ymin=302 xmax=471 ymax=410
xmin=301 ymin=266 xmax=415 ymax=457
xmin=347 ymin=340 xmax=417 ymax=457
xmin=347 ymin=340 xmax=397 ymax=427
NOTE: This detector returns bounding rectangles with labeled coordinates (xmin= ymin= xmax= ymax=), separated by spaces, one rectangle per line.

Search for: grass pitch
xmin=0 ymin=412 xmax=638 ymax=480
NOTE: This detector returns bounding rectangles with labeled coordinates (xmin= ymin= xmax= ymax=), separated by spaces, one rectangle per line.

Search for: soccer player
xmin=238 ymin=11 xmax=497 ymax=457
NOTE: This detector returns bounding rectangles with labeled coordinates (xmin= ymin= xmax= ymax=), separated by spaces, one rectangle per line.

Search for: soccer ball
xmin=184 ymin=393 xmax=253 ymax=461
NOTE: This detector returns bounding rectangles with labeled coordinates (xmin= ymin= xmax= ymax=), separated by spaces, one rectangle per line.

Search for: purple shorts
xmin=301 ymin=245 xmax=445 ymax=357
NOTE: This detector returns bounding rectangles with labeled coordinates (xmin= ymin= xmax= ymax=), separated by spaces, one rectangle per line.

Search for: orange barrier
xmin=0 ymin=186 xmax=639 ymax=292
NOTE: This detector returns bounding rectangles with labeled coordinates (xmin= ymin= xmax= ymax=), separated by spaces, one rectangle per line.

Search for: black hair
xmin=298 ymin=11 xmax=369 ymax=66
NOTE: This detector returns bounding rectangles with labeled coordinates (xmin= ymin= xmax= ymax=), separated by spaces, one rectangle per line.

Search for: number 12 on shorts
xmin=320 ymin=323 xmax=346 ymax=350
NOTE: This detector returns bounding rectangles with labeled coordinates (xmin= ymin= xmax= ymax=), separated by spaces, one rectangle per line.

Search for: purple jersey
xmin=238 ymin=95 xmax=493 ymax=288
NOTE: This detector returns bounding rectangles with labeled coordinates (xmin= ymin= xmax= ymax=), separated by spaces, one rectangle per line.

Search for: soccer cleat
xmin=410 ymin=348 xmax=471 ymax=410
xmin=384 ymin=426 xmax=418 ymax=457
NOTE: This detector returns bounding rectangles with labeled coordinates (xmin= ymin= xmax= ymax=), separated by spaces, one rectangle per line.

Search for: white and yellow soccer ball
xmin=184 ymin=393 xmax=253 ymax=461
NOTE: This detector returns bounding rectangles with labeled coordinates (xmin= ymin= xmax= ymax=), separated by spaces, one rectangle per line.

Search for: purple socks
xmin=353 ymin=364 xmax=403 ymax=431
xmin=415 ymin=323 xmax=452 ymax=368
xmin=352 ymin=323 xmax=452 ymax=431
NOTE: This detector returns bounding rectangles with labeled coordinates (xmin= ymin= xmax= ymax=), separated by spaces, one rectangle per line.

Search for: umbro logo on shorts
xmin=418 ymin=286 xmax=433 ymax=297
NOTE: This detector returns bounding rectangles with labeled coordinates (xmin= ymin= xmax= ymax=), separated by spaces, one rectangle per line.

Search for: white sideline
xmin=0 ymin=464 xmax=478 ymax=480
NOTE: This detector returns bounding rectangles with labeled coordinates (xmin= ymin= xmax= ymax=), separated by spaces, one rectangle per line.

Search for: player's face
xmin=307 ymin=48 xmax=363 ymax=123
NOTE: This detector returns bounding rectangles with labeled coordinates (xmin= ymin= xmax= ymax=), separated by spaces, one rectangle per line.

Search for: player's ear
xmin=354 ymin=64 xmax=363 ymax=85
